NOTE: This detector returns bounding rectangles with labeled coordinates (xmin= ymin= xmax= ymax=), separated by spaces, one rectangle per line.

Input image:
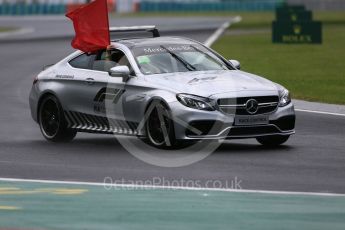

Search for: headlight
xmin=279 ymin=88 xmax=291 ymax=107
xmin=176 ymin=94 xmax=215 ymax=111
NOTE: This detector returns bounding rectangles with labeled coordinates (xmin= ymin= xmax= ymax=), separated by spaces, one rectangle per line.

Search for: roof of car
xmin=113 ymin=36 xmax=198 ymax=48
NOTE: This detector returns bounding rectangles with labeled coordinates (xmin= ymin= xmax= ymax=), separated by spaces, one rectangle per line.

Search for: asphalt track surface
xmin=0 ymin=27 xmax=345 ymax=194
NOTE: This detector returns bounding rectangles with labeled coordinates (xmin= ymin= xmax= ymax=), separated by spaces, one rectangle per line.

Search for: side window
xmin=69 ymin=53 xmax=95 ymax=69
xmin=92 ymin=49 xmax=135 ymax=75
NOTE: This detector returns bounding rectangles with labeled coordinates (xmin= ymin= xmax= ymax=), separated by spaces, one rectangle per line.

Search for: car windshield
xmin=131 ymin=44 xmax=231 ymax=75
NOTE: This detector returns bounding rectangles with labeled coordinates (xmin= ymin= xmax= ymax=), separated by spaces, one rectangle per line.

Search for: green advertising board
xmin=272 ymin=21 xmax=322 ymax=44
xmin=272 ymin=4 xmax=322 ymax=44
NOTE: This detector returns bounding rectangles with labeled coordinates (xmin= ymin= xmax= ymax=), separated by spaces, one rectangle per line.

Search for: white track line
xmin=295 ymin=109 xmax=345 ymax=117
xmin=0 ymin=177 xmax=345 ymax=197
xmin=204 ymin=16 xmax=242 ymax=47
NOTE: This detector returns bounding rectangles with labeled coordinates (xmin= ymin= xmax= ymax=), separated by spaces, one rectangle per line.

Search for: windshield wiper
xmin=160 ymin=45 xmax=196 ymax=71
xmin=190 ymin=45 xmax=228 ymax=70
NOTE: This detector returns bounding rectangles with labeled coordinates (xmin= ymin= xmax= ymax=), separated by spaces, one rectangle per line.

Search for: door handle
xmin=85 ymin=78 xmax=95 ymax=85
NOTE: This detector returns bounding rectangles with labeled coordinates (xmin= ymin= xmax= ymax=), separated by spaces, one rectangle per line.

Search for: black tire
xmin=38 ymin=95 xmax=76 ymax=142
xmin=256 ymin=135 xmax=290 ymax=147
xmin=145 ymin=100 xmax=176 ymax=148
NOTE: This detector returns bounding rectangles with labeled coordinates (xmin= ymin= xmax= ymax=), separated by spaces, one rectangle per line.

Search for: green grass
xmin=213 ymin=11 xmax=345 ymax=104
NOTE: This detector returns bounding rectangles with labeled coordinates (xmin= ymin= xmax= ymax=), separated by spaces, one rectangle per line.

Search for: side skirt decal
xmin=64 ymin=111 xmax=142 ymax=136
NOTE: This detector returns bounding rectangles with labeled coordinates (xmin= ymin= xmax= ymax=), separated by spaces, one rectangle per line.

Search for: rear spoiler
xmin=109 ymin=25 xmax=160 ymax=39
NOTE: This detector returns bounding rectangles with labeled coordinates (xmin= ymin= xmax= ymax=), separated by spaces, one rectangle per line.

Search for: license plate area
xmin=234 ymin=115 xmax=269 ymax=126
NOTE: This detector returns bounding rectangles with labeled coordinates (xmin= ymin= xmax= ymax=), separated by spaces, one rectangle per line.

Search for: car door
xmin=102 ymin=48 xmax=147 ymax=134
xmin=88 ymin=48 xmax=144 ymax=134
xmin=91 ymin=49 xmax=126 ymax=121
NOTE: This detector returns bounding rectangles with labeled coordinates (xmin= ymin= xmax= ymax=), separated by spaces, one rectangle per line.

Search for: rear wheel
xmin=145 ymin=100 xmax=176 ymax=148
xmin=256 ymin=135 xmax=290 ymax=147
xmin=38 ymin=95 xmax=76 ymax=142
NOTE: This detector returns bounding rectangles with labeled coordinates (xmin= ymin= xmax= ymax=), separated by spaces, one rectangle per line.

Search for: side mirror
xmin=109 ymin=65 xmax=131 ymax=82
xmin=229 ymin=60 xmax=241 ymax=70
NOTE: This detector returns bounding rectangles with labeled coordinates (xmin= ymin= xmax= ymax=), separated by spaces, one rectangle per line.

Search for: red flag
xmin=66 ymin=0 xmax=110 ymax=53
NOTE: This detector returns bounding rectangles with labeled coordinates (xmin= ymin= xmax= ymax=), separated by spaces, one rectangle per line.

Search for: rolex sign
xmin=272 ymin=21 xmax=322 ymax=44
xmin=272 ymin=5 xmax=322 ymax=44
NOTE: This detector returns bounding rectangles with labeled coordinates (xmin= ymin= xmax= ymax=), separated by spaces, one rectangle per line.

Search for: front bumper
xmin=170 ymin=101 xmax=295 ymax=140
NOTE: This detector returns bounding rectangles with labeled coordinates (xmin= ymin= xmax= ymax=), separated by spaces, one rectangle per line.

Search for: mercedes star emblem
xmin=245 ymin=99 xmax=259 ymax=114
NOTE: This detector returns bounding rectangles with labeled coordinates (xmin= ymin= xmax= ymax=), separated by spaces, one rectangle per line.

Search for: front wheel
xmin=145 ymin=100 xmax=176 ymax=149
xmin=256 ymin=135 xmax=290 ymax=147
xmin=38 ymin=95 xmax=76 ymax=142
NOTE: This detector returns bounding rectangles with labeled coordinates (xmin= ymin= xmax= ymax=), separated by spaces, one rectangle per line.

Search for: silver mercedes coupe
xmin=29 ymin=26 xmax=295 ymax=148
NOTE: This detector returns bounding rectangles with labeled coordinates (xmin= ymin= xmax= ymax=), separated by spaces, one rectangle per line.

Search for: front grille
xmin=218 ymin=96 xmax=279 ymax=115
xmin=227 ymin=125 xmax=280 ymax=137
